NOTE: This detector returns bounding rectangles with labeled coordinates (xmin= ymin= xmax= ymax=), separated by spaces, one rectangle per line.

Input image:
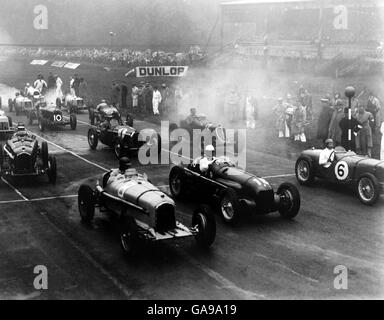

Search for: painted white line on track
xmin=1 ymin=177 xmax=29 ymax=201
xmin=38 ymin=211 xmax=133 ymax=299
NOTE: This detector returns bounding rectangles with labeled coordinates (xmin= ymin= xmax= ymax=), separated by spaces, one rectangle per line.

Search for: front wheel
xmin=7 ymin=116 xmax=12 ymax=127
xmin=78 ymin=184 xmax=96 ymax=224
xmin=88 ymin=128 xmax=98 ymax=150
xmin=277 ymin=182 xmax=301 ymax=219
xmin=219 ymin=188 xmax=241 ymax=225
xmin=120 ymin=216 xmax=139 ymax=256
xmin=295 ymin=158 xmax=314 ymax=185
xmin=192 ymin=204 xmax=216 ymax=248
xmin=169 ymin=166 xmax=186 ymax=198
xmin=70 ymin=114 xmax=77 ymax=130
xmin=47 ymin=155 xmax=57 ymax=184
xmin=41 ymin=141 xmax=48 ymax=168
xmin=357 ymin=173 xmax=380 ymax=206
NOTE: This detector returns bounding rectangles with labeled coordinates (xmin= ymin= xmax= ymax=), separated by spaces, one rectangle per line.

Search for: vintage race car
xmin=78 ymin=163 xmax=216 ymax=255
xmin=0 ymin=110 xmax=14 ymax=138
xmin=89 ymin=104 xmax=133 ymax=126
xmin=8 ymin=94 xmax=33 ymax=116
xmin=170 ymin=114 xmax=240 ymax=154
xmin=58 ymin=95 xmax=88 ymax=113
xmin=87 ymin=116 xmax=159 ymax=159
xmin=295 ymin=147 xmax=384 ymax=205
xmin=169 ymin=156 xmax=301 ymax=224
xmin=0 ymin=126 xmax=56 ymax=183
xmin=36 ymin=103 xmax=77 ymax=132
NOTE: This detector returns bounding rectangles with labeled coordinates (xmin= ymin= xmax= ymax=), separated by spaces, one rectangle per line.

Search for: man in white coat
xmin=152 ymin=86 xmax=162 ymax=115
xmin=55 ymin=75 xmax=63 ymax=100
xmin=34 ymin=75 xmax=47 ymax=93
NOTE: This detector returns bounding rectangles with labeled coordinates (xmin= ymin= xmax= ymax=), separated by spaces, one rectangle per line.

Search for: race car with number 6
xmin=295 ymin=147 xmax=384 ymax=205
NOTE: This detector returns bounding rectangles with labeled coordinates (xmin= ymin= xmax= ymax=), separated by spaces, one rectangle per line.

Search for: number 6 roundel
xmin=334 ymin=160 xmax=349 ymax=180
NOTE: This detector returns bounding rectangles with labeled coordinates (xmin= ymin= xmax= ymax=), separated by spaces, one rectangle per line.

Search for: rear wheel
xmin=357 ymin=173 xmax=380 ymax=206
xmin=8 ymin=99 xmax=13 ymax=112
xmin=88 ymin=128 xmax=98 ymax=150
xmin=41 ymin=141 xmax=48 ymax=167
xmin=78 ymin=185 xmax=96 ymax=224
xmin=169 ymin=166 xmax=186 ymax=198
xmin=38 ymin=118 xmax=45 ymax=132
xmin=192 ymin=204 xmax=216 ymax=248
xmin=7 ymin=116 xmax=12 ymax=127
xmin=219 ymin=188 xmax=241 ymax=225
xmin=0 ymin=143 xmax=4 ymax=170
xmin=47 ymin=155 xmax=57 ymax=184
xmin=70 ymin=114 xmax=77 ymax=130
xmin=277 ymin=182 xmax=301 ymax=219
xmin=295 ymin=158 xmax=314 ymax=185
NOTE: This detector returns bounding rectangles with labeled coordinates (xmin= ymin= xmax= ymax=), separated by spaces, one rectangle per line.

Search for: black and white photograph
xmin=0 ymin=0 xmax=383 ymax=305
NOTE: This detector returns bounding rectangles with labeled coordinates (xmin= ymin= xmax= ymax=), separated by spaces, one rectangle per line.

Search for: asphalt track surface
xmin=0 ymin=107 xmax=383 ymax=300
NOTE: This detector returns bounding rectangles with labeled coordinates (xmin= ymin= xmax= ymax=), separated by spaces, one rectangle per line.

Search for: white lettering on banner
xmin=333 ymin=5 xmax=348 ymax=30
xmin=64 ymin=62 xmax=81 ymax=69
xmin=51 ymin=61 xmax=66 ymax=67
xmin=30 ymin=60 xmax=48 ymax=65
xmin=136 ymin=66 xmax=188 ymax=78
xmin=33 ymin=5 xmax=48 ymax=30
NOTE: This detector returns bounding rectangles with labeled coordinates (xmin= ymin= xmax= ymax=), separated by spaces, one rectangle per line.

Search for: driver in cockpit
xmin=199 ymin=144 xmax=216 ymax=174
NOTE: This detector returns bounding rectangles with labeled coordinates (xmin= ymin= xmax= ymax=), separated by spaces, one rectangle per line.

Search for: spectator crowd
xmin=0 ymin=46 xmax=206 ymax=68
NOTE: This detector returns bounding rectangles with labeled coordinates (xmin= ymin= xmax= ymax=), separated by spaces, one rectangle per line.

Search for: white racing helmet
xmin=205 ymin=144 xmax=215 ymax=152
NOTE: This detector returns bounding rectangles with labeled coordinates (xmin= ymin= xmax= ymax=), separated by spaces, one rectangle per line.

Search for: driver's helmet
xmin=325 ymin=138 xmax=334 ymax=148
xmin=119 ymin=157 xmax=131 ymax=173
xmin=15 ymin=92 xmax=20 ymax=96
xmin=17 ymin=123 xmax=26 ymax=131
xmin=101 ymin=99 xmax=106 ymax=104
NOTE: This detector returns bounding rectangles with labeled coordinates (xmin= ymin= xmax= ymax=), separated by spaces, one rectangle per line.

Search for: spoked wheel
xmin=47 ymin=155 xmax=57 ymax=184
xmin=295 ymin=158 xmax=314 ymax=185
xmin=357 ymin=173 xmax=379 ymax=206
xmin=169 ymin=166 xmax=186 ymax=198
xmin=277 ymin=182 xmax=301 ymax=219
xmin=192 ymin=204 xmax=216 ymax=248
xmin=87 ymin=128 xmax=98 ymax=150
xmin=70 ymin=114 xmax=77 ymax=130
xmin=219 ymin=188 xmax=240 ymax=225
xmin=120 ymin=216 xmax=139 ymax=256
xmin=78 ymin=184 xmax=96 ymax=224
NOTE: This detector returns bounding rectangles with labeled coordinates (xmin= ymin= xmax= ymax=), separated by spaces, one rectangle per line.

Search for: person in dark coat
xmin=339 ymin=107 xmax=361 ymax=152
xmin=317 ymin=98 xmax=334 ymax=142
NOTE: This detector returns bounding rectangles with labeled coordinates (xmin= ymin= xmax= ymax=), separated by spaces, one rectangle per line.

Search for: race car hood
xmin=104 ymin=172 xmax=175 ymax=229
xmin=6 ymin=134 xmax=38 ymax=155
xmin=41 ymin=105 xmax=62 ymax=114
xmin=214 ymin=166 xmax=272 ymax=193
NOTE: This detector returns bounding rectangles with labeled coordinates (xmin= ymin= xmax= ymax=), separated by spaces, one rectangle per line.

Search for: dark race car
xmin=295 ymin=147 xmax=384 ymax=205
xmin=87 ymin=114 xmax=160 ymax=159
xmin=78 ymin=161 xmax=216 ymax=255
xmin=169 ymin=156 xmax=301 ymax=224
xmin=169 ymin=114 xmax=240 ymax=153
xmin=89 ymin=103 xmax=133 ymax=127
xmin=36 ymin=103 xmax=77 ymax=132
xmin=58 ymin=95 xmax=88 ymax=114
xmin=0 ymin=126 xmax=56 ymax=183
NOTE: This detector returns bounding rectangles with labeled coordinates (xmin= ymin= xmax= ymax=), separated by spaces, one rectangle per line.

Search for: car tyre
xmin=41 ymin=141 xmax=49 ymax=167
xmin=169 ymin=166 xmax=186 ymax=198
xmin=277 ymin=182 xmax=301 ymax=219
xmin=120 ymin=216 xmax=139 ymax=256
xmin=70 ymin=114 xmax=77 ymax=130
xmin=88 ymin=128 xmax=98 ymax=150
xmin=357 ymin=173 xmax=380 ymax=206
xmin=295 ymin=158 xmax=315 ymax=185
xmin=219 ymin=188 xmax=241 ymax=225
xmin=7 ymin=116 xmax=12 ymax=127
xmin=38 ymin=118 xmax=45 ymax=132
xmin=192 ymin=204 xmax=216 ymax=248
xmin=47 ymin=155 xmax=57 ymax=184
xmin=0 ymin=143 xmax=4 ymax=170
xmin=78 ymin=184 xmax=96 ymax=224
